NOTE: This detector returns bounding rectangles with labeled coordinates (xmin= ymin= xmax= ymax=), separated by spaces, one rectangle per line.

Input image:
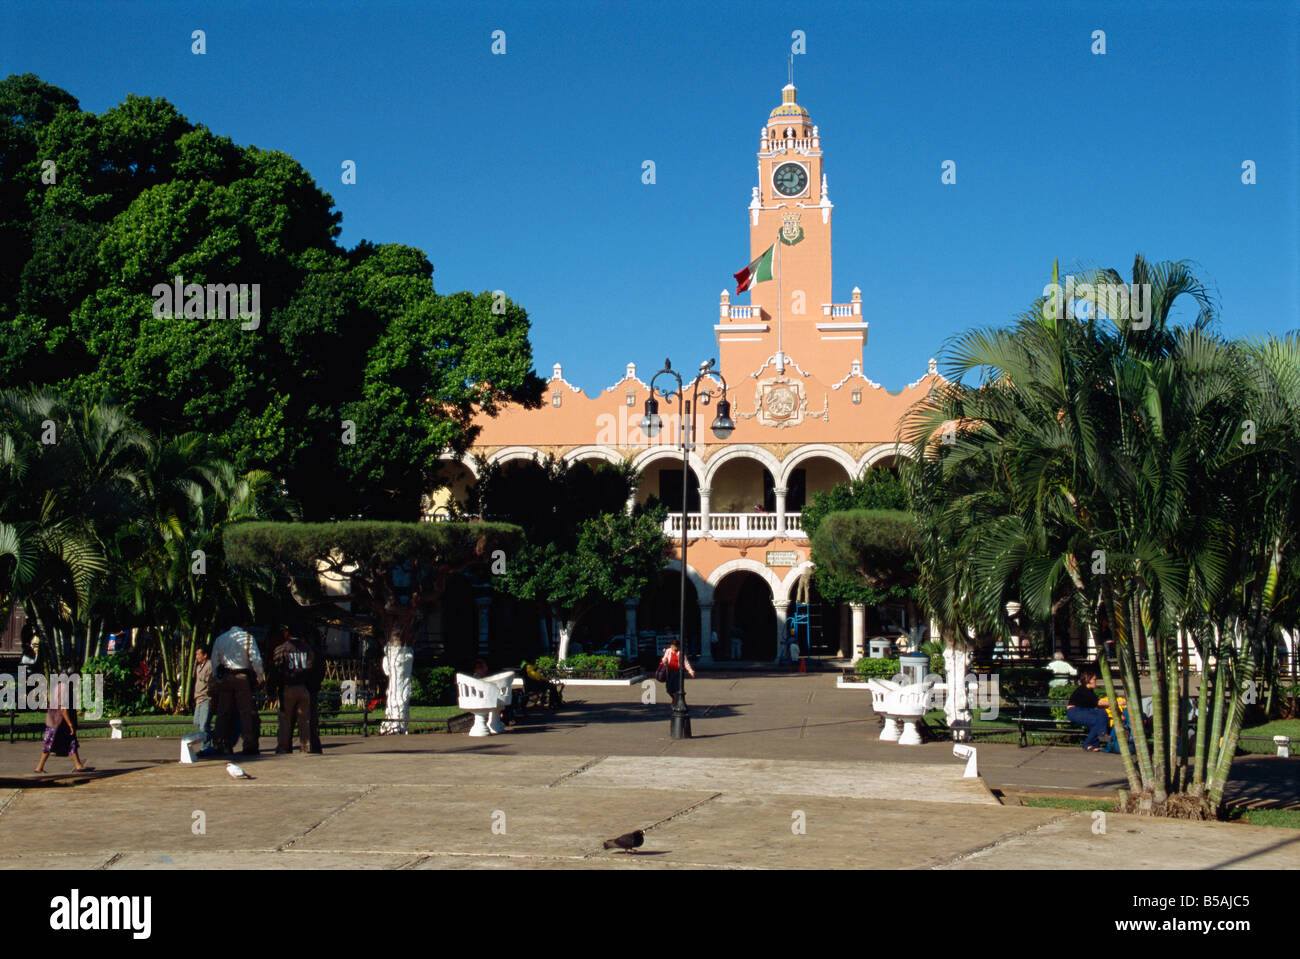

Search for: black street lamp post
xmin=641 ymin=358 xmax=734 ymax=739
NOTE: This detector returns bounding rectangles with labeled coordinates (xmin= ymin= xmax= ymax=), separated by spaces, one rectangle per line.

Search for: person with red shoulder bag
xmin=657 ymin=638 xmax=695 ymax=707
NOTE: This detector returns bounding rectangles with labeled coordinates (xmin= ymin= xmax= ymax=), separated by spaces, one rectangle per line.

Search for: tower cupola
xmin=767 ymin=84 xmax=811 ymax=141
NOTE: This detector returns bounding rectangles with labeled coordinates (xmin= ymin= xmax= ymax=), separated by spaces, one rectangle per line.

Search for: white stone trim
xmin=604 ymin=366 xmax=650 ymax=395
xmin=714 ymin=324 xmax=769 ymax=333
xmin=707 ymin=558 xmax=783 ymax=599
xmin=749 ymin=352 xmax=812 ymax=379
xmin=549 ymin=373 xmax=587 ymax=396
xmin=858 ymin=443 xmax=920 ymax=474
xmin=777 ymin=444 xmax=858 ymax=486
xmin=703 ymin=443 xmax=783 ymax=488
xmin=486 ymin=446 xmax=544 ymax=466
xmin=664 ymin=558 xmax=714 ymax=604
xmin=562 ymin=446 xmax=629 ymax=468
xmin=906 ymin=358 xmax=946 ymax=390
xmin=437 ymin=451 xmax=482 ymax=478
xmin=815 ymin=322 xmax=870 ymax=332
xmin=631 ymin=445 xmax=708 ymax=481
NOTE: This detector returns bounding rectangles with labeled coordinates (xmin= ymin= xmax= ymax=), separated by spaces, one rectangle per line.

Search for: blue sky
xmin=6 ymin=0 xmax=1298 ymax=393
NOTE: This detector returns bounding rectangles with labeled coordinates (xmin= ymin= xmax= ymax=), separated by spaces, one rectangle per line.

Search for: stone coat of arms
xmin=756 ymin=378 xmax=808 ymax=428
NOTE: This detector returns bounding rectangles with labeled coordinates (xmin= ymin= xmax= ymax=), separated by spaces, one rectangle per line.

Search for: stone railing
xmin=663 ymin=513 xmax=806 ymax=538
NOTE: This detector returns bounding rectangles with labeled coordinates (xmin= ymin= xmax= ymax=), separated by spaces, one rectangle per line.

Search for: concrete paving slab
xmin=617 ymin=793 xmax=1062 ymax=869
xmin=940 ymin=811 xmax=1300 ymax=870
xmin=0 ymin=777 xmax=364 ymax=855
xmin=287 ymin=783 xmax=719 ymax=858
xmin=564 ymin=755 xmax=998 ymax=804
xmin=109 ymin=751 xmax=599 ymax=789
xmin=0 ymin=852 xmax=122 ymax=869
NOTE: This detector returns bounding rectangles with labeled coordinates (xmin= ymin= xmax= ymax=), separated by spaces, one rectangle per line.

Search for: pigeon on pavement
xmin=226 ymin=762 xmax=253 ymax=779
xmin=603 ymin=830 xmax=645 ymax=853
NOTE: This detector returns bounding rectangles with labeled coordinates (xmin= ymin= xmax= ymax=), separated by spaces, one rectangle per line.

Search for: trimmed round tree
xmin=808 ymin=508 xmax=918 ymax=606
xmin=223 ymin=520 xmax=521 ymax=731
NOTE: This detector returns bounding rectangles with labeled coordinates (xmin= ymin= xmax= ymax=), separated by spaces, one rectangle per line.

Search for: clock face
xmin=772 ymin=162 xmax=808 ymax=197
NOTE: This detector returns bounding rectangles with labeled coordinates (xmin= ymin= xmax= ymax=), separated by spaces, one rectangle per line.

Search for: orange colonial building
xmin=429 ymin=84 xmax=942 ymax=666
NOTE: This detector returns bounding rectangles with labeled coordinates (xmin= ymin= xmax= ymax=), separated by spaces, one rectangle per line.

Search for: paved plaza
xmin=1 ymin=673 xmax=1297 ymax=869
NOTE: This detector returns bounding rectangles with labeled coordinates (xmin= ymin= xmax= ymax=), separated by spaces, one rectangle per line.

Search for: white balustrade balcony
xmin=663 ymin=512 xmax=806 ymax=539
xmin=764 ymin=138 xmax=816 ymax=153
xmin=821 ymin=302 xmax=862 ymax=317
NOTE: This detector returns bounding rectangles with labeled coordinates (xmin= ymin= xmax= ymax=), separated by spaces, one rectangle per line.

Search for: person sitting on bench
xmin=1066 ymin=668 xmax=1110 ymax=752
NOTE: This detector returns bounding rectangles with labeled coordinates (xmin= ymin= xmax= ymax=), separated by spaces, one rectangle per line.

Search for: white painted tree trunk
xmin=381 ymin=644 xmax=413 ymax=734
xmin=556 ymin=621 xmax=574 ymax=663
xmin=943 ymin=631 xmax=973 ymax=740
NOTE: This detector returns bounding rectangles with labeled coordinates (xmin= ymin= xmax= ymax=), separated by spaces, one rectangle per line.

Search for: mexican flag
xmin=733 ymin=244 xmax=775 ymax=294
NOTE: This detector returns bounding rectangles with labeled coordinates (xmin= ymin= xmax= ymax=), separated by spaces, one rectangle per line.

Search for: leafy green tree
xmin=801 ymin=470 xmax=908 ymax=540
xmin=499 ymin=510 xmax=671 ymax=660
xmin=223 ymin=520 xmax=522 ymax=725
xmin=804 ymin=472 xmax=915 ymax=607
xmin=474 ymin=458 xmax=669 ymax=659
xmin=808 ymin=509 xmax=916 ymax=607
xmin=2 ymin=75 xmax=544 ymax=521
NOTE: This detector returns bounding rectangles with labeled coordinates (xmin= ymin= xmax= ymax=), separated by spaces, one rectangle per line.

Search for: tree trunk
xmin=1191 ymin=631 xmax=1211 ymax=791
xmin=1104 ymin=592 xmax=1147 ymax=792
xmin=556 ymin=618 xmax=573 ymax=663
xmin=1140 ymin=595 xmax=1168 ymax=804
xmin=942 ymin=629 xmax=973 ymax=738
xmin=381 ymin=643 xmax=413 ymax=734
xmin=1207 ymin=623 xmax=1258 ymax=809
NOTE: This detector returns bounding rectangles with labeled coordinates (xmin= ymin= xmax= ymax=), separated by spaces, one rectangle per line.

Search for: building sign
xmin=766 ymin=550 xmax=799 ymax=567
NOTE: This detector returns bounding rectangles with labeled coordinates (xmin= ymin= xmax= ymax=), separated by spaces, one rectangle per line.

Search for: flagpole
xmin=777 ymin=235 xmax=783 ymax=372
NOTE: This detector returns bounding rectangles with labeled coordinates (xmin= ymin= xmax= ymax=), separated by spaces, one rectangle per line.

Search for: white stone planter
xmin=457 ymin=671 xmax=515 ymax=737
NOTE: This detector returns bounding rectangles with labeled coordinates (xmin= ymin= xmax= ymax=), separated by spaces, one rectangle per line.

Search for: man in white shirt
xmin=211 ymin=618 xmax=266 ymax=755
xmin=1046 ymin=651 xmax=1079 ymax=689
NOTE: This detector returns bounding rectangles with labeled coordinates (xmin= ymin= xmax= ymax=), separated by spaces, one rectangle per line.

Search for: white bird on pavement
xmin=226 ymin=762 xmax=253 ymax=779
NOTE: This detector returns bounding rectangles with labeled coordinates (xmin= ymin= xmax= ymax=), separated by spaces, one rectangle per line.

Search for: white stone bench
xmin=865 ymin=679 xmax=902 ymax=740
xmin=888 ymin=683 xmax=933 ymax=745
xmin=867 ymin=678 xmax=937 ymax=745
xmin=456 ymin=671 xmax=516 ymax=737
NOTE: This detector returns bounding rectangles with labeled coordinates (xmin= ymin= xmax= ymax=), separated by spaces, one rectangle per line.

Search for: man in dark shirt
xmin=1066 ymin=668 xmax=1111 ymax=751
xmin=273 ymin=625 xmax=318 ymax=754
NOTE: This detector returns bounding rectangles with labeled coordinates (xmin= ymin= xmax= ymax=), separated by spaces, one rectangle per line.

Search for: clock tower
xmin=717 ymin=84 xmax=866 ymax=384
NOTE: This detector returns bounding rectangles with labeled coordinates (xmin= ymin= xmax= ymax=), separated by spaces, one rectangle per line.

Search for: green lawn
xmin=925 ymin=709 xmax=1300 ymax=752
xmin=1236 ymin=718 xmax=1300 ymax=754
xmin=1019 ymin=796 xmax=1120 ymax=813
xmin=1018 ymin=796 xmax=1300 ymax=829
xmin=1228 ymin=807 xmax=1300 ymax=829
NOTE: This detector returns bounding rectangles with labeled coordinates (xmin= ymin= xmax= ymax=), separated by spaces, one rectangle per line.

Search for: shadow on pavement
xmin=1 ymin=767 xmax=142 ymax=788
xmin=1224 ymin=757 xmax=1300 ymax=809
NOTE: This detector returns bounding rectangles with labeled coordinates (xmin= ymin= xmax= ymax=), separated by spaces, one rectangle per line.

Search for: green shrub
xmin=855 ymin=657 xmax=902 ymax=678
xmin=534 ymin=655 xmax=557 ymax=673
xmin=556 ymin=653 xmax=624 ymax=677
xmin=1048 ymin=683 xmax=1072 ymax=720
xmin=411 ymin=666 xmax=456 ymax=706
xmin=319 ymin=678 xmax=342 ymax=716
xmin=83 ymin=654 xmax=158 ymax=716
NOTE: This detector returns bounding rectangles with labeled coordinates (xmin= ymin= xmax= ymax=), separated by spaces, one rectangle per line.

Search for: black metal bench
xmin=1012 ymin=696 xmax=1089 ymax=748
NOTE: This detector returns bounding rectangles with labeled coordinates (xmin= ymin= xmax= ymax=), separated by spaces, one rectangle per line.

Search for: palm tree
xmin=903 ymin=257 xmax=1296 ymax=817
xmin=0 ymin=390 xmax=109 ymax=667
